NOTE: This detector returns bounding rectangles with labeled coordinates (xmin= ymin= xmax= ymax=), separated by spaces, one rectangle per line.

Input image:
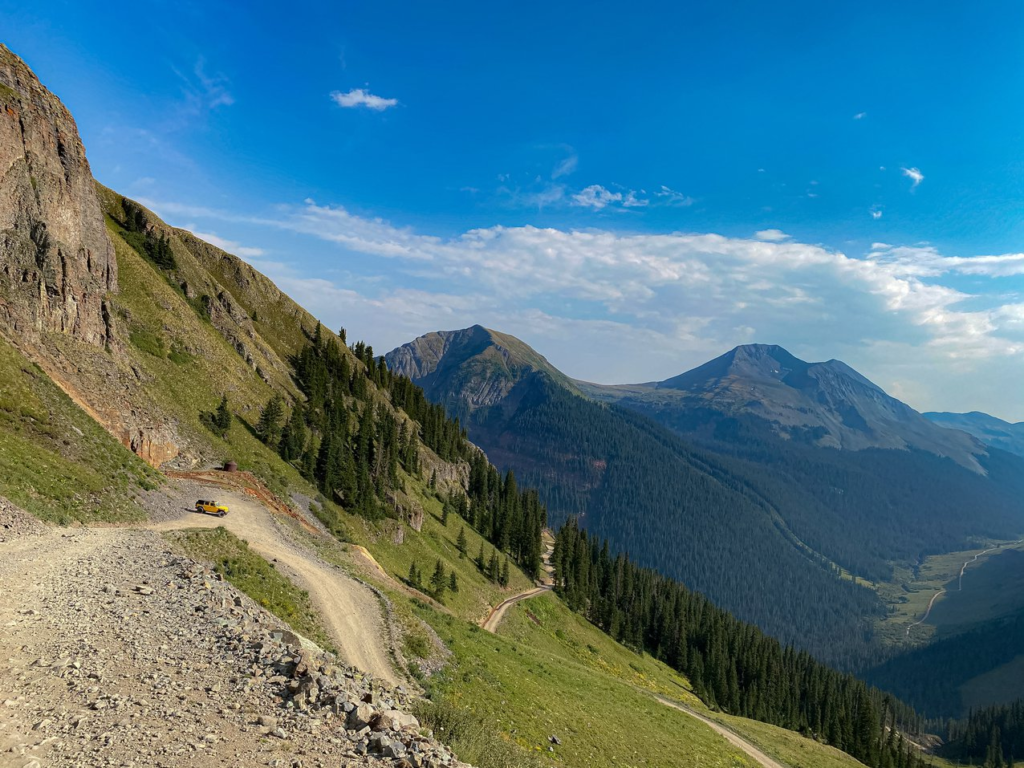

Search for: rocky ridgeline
xmin=0 ymin=527 xmax=471 ymax=768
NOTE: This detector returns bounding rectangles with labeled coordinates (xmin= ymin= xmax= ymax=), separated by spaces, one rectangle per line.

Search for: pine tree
xmin=457 ymin=527 xmax=468 ymax=557
xmin=441 ymin=501 xmax=450 ymax=527
xmin=279 ymin=404 xmax=307 ymax=462
xmin=256 ymin=394 xmax=285 ymax=448
xmin=449 ymin=571 xmax=459 ymax=593
xmin=500 ymin=558 xmax=510 ymax=587
xmin=430 ymin=559 xmax=447 ymax=600
xmin=214 ymin=395 xmax=232 ymax=436
xmin=476 ymin=542 xmax=486 ymax=571
xmin=488 ymin=550 xmax=500 ymax=583
xmin=408 ymin=561 xmax=421 ymax=589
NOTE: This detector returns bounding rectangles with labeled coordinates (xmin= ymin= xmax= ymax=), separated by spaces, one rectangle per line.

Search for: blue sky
xmin=4 ymin=0 xmax=1024 ymax=419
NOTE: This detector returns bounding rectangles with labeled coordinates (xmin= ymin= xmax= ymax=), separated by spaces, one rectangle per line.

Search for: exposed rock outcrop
xmin=0 ymin=44 xmax=116 ymax=348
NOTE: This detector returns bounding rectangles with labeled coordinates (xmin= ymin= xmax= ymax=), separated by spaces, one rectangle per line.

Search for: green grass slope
xmin=0 ymin=335 xmax=158 ymax=523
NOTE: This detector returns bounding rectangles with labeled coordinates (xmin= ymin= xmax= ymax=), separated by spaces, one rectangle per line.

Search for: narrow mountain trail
xmin=481 ymin=534 xmax=555 ymax=633
xmin=481 ymin=585 xmax=552 ymax=632
xmin=654 ymin=696 xmax=787 ymax=768
xmin=906 ymin=539 xmax=1024 ymax=638
xmin=144 ymin=486 xmax=400 ymax=685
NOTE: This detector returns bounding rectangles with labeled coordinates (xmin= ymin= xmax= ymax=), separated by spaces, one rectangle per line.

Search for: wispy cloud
xmin=552 ymin=153 xmax=578 ymax=179
xmin=754 ymin=229 xmax=790 ymax=242
xmin=853 ymin=112 xmax=866 ymax=120
xmin=870 ymin=209 xmax=883 ymax=220
xmin=331 ymin=88 xmax=398 ymax=111
xmin=655 ymin=185 xmax=695 ymax=207
xmin=182 ymin=227 xmax=265 ymax=258
xmin=192 ymin=57 xmax=234 ymax=109
xmin=167 ymin=56 xmax=234 ymax=124
xmin=622 ymin=190 xmax=649 ymax=208
xmin=901 ymin=166 xmax=924 ymax=189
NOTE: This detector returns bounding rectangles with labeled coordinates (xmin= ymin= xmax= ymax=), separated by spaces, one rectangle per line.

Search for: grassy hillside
xmin=318 ymin=480 xmax=881 ymax=768
xmin=0 ymin=335 xmax=158 ymax=523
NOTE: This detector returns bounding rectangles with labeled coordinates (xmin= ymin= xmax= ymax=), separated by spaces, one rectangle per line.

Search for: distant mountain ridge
xmin=926 ymin=411 xmax=1024 ymax=460
xmin=579 ymin=343 xmax=984 ymax=472
xmin=387 ymin=326 xmax=1024 ymax=668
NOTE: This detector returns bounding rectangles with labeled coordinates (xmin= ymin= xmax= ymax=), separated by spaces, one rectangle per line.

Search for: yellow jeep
xmin=195 ymin=499 xmax=229 ymax=517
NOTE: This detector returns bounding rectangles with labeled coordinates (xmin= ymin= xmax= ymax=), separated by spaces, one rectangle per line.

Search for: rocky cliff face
xmin=0 ymin=44 xmax=116 ymax=348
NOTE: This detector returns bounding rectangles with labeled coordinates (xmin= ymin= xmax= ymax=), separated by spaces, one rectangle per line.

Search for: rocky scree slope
xmin=0 ymin=502 xmax=469 ymax=768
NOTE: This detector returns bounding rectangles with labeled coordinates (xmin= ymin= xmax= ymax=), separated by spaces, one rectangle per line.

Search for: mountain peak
xmin=384 ymin=326 xmax=575 ymax=410
xmin=658 ymin=343 xmax=807 ymax=391
xmin=586 ymin=343 xmax=983 ymax=470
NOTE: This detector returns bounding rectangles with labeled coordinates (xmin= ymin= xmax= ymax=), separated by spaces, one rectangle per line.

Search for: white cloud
xmin=754 ymin=229 xmax=790 ymax=242
xmin=622 ymin=190 xmax=649 ymax=208
xmin=169 ymin=56 xmax=234 ymax=123
xmin=184 ymin=227 xmax=265 ymax=258
xmin=330 ymin=88 xmax=398 ymax=111
xmin=552 ymin=154 xmax=578 ymax=179
xmin=192 ymin=57 xmax=234 ymax=109
xmin=853 ymin=112 xmax=866 ymax=120
xmin=655 ymin=185 xmax=695 ymax=207
xmin=901 ymin=166 xmax=924 ymax=189
xmin=871 ymin=210 xmax=883 ymax=220
xmin=572 ymin=185 xmax=623 ymax=209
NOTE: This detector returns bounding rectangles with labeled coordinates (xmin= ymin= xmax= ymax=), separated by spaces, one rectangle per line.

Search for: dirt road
xmin=146 ymin=487 xmax=399 ymax=685
xmin=481 ymin=585 xmax=552 ymax=632
xmin=906 ymin=539 xmax=1024 ymax=638
xmin=655 ymin=696 xmax=787 ymax=768
xmin=481 ymin=532 xmax=556 ymax=632
xmin=0 ymin=514 xmax=440 ymax=767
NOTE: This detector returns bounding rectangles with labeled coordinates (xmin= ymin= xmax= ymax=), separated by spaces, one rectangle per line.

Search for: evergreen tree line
xmin=943 ymin=699 xmax=1024 ymax=767
xmin=459 ymin=374 xmax=883 ymax=667
xmin=652 ymin=409 xmax=1024 ymax=587
xmin=120 ymin=197 xmax=176 ymax=270
xmin=408 ymin=558 xmax=460 ymax=603
xmin=863 ymin=610 xmax=1024 ymax=720
xmin=553 ymin=519 xmax=933 ymax=768
xmin=251 ymin=326 xmax=543 ymax=574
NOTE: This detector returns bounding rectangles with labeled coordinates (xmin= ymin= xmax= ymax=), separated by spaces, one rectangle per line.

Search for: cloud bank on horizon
xmin=148 ymin=195 xmax=1024 ymax=421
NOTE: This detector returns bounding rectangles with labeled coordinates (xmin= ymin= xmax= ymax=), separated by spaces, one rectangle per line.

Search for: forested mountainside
xmin=863 ymin=609 xmax=1024 ymax=719
xmin=554 ymin=520 xmax=932 ymax=768
xmin=926 ymin=411 xmax=1024 ymax=460
xmin=386 ymin=327 xmax=885 ymax=666
xmin=942 ymin=699 xmax=1024 ymax=766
